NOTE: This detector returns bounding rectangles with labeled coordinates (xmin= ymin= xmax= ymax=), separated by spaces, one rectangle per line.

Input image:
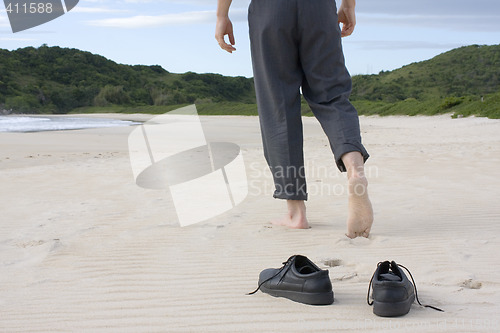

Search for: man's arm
xmin=215 ymin=0 xmax=236 ymax=53
xmin=338 ymin=0 xmax=356 ymax=37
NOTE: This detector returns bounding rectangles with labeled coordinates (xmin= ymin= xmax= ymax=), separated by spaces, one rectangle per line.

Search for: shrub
xmin=94 ymin=85 xmax=131 ymax=106
xmin=440 ymin=97 xmax=464 ymax=110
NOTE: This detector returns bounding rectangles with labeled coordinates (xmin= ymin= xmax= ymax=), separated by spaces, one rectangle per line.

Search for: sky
xmin=0 ymin=0 xmax=499 ymax=78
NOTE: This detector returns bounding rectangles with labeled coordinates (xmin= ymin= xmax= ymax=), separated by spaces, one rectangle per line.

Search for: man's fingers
xmin=341 ymin=24 xmax=355 ymax=37
xmin=221 ymin=41 xmax=236 ymax=52
xmin=217 ymin=38 xmax=236 ymax=53
xmin=215 ymin=35 xmax=234 ymax=53
xmin=229 ymin=32 xmax=235 ymax=46
xmin=223 ymin=44 xmax=236 ymax=53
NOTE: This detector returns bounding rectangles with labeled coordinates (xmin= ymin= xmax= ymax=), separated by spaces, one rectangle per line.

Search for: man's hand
xmin=338 ymin=2 xmax=356 ymax=37
xmin=215 ymin=16 xmax=236 ymax=53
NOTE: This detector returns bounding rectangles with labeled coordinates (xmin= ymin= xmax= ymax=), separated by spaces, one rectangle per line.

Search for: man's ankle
xmin=287 ymin=200 xmax=306 ymax=216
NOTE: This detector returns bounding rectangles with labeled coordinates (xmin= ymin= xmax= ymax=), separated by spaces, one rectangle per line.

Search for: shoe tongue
xmin=380 ymin=272 xmax=402 ymax=281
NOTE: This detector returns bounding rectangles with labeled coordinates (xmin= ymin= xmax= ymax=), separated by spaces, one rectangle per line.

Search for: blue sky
xmin=0 ymin=0 xmax=499 ymax=78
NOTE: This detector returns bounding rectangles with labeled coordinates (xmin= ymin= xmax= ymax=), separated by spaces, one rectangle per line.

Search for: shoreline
xmin=3 ymin=111 xmax=500 ymax=132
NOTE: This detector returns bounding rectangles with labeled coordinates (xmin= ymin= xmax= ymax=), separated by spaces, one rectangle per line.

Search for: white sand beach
xmin=1 ymin=114 xmax=500 ymax=332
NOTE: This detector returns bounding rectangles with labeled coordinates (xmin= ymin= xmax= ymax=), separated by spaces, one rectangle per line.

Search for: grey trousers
xmin=248 ymin=0 xmax=369 ymax=201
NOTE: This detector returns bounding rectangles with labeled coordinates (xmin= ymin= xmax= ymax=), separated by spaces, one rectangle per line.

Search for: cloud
xmin=87 ymin=11 xmax=213 ymax=27
xmin=83 ymin=1 xmax=499 ymax=32
xmin=121 ymin=0 xmax=249 ymax=5
xmin=356 ymin=0 xmax=499 ymax=16
xmin=345 ymin=40 xmax=466 ymax=50
xmin=72 ymin=7 xmax=130 ymax=13
xmin=0 ymin=14 xmax=9 ymax=27
xmin=86 ymin=8 xmax=248 ymax=28
xmin=0 ymin=37 xmax=36 ymax=41
xmin=345 ymin=0 xmax=500 ymax=32
xmin=358 ymin=13 xmax=500 ymax=32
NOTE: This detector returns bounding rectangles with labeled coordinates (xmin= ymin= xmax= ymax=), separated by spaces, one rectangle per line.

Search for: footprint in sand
xmin=335 ymin=236 xmax=372 ymax=246
xmin=321 ymin=258 xmax=343 ymax=267
xmin=15 ymin=239 xmax=62 ymax=252
xmin=460 ymin=279 xmax=482 ymax=290
xmin=50 ymin=239 xmax=63 ymax=252
xmin=16 ymin=240 xmax=46 ymax=248
xmin=320 ymin=258 xmax=358 ymax=281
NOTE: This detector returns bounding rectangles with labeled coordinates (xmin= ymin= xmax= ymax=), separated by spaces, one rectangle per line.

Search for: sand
xmin=1 ymin=113 xmax=499 ymax=332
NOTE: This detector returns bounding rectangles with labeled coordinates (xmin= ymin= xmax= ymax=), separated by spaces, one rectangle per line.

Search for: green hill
xmin=0 ymin=44 xmax=499 ymax=118
xmin=0 ymin=45 xmax=255 ymax=114
xmin=351 ymin=44 xmax=500 ymax=102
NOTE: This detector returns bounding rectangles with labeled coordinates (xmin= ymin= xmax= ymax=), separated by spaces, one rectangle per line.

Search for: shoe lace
xmin=367 ymin=261 xmax=444 ymax=312
xmin=247 ymin=255 xmax=296 ymax=295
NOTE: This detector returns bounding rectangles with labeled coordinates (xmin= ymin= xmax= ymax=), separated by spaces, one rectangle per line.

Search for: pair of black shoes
xmin=249 ymin=255 xmax=443 ymax=317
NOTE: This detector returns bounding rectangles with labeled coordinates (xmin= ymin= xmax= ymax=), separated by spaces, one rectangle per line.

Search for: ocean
xmin=0 ymin=115 xmax=140 ymax=133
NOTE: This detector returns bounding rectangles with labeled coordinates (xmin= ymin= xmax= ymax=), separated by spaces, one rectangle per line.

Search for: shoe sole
xmin=260 ymin=285 xmax=334 ymax=305
xmin=372 ymin=294 xmax=415 ymax=317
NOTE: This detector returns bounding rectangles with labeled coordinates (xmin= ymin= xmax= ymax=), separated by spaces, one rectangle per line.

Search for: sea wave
xmin=0 ymin=116 xmax=140 ymax=132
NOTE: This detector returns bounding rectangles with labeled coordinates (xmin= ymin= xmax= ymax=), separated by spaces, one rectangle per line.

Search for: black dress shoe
xmin=249 ymin=255 xmax=334 ymax=305
xmin=367 ymin=261 xmax=444 ymax=317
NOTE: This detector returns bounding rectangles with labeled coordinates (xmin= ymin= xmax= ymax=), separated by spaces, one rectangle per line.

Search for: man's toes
xmin=346 ymin=228 xmax=371 ymax=239
xmin=345 ymin=231 xmax=355 ymax=239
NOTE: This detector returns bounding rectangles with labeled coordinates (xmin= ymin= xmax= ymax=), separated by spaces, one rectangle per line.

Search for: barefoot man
xmin=215 ymin=0 xmax=373 ymax=238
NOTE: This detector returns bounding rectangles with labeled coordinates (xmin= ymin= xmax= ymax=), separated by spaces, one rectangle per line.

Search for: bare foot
xmin=272 ymin=200 xmax=310 ymax=229
xmin=346 ymin=175 xmax=373 ymax=238
xmin=272 ymin=214 xmax=310 ymax=229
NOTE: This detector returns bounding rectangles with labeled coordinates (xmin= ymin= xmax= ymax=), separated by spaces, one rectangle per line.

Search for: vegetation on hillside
xmin=0 ymin=44 xmax=499 ymax=118
xmin=348 ymin=44 xmax=500 ymax=118
xmin=0 ymin=45 xmax=255 ymax=114
xmin=351 ymin=45 xmax=500 ymax=102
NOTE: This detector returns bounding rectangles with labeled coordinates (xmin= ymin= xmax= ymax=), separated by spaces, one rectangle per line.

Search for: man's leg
xmin=342 ymin=151 xmax=373 ymax=238
xmin=297 ymin=0 xmax=373 ymax=236
xmin=249 ymin=0 xmax=310 ymax=228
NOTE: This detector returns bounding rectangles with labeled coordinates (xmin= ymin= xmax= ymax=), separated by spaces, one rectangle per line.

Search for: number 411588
xmin=5 ymin=2 xmax=54 ymax=14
